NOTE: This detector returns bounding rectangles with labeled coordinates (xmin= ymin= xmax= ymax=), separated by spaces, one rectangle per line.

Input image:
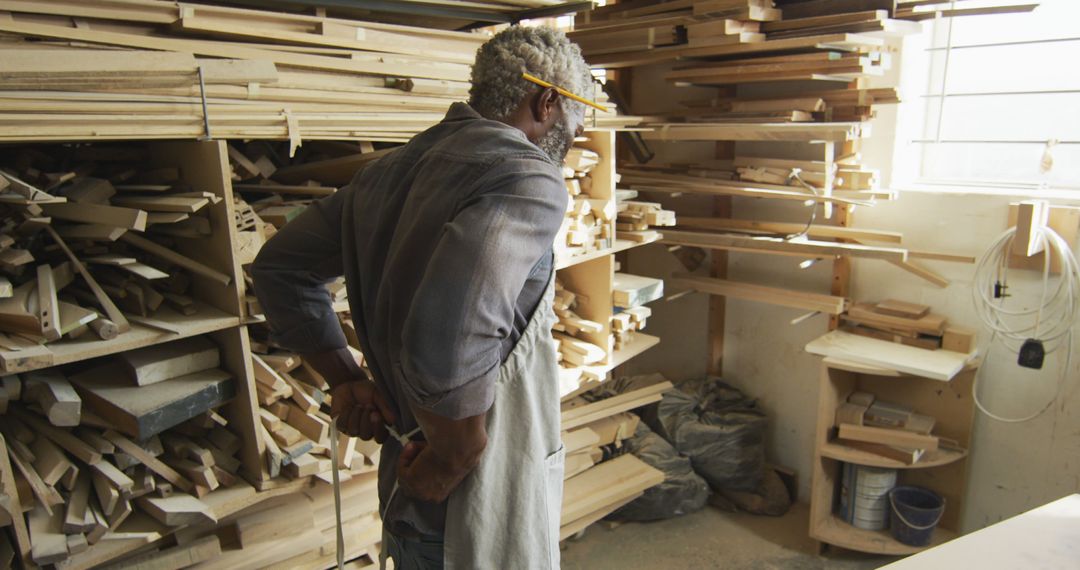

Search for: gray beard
xmin=538 ymin=112 xmax=575 ymax=163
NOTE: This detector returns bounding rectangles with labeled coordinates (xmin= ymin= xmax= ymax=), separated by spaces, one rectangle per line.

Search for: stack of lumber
xmin=0 ymin=372 xmax=245 ymax=568
xmin=832 ymin=390 xmax=960 ymax=465
xmin=249 ymin=350 xmax=379 ymax=483
xmin=839 ymin=299 xmax=974 ymax=352
xmin=617 ymin=200 xmax=676 ymax=242
xmin=170 ymin=470 xmax=381 ymax=569
xmin=557 ymin=146 xmax=615 ymax=260
xmin=559 ymin=378 xmax=672 ymax=539
xmin=552 ymin=279 xmax=608 ymax=369
xmin=0 ymin=143 xmax=235 ymax=372
xmin=611 ymin=306 xmax=653 ymax=352
xmin=611 ymin=273 xmax=662 ymax=350
xmin=0 ymin=0 xmax=485 ymax=144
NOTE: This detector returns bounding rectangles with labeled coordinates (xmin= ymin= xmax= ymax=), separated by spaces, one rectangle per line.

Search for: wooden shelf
xmin=609 ymin=333 xmax=660 ymax=371
xmin=0 ymin=303 xmax=240 ymax=374
xmin=820 ymin=440 xmax=969 ymax=470
xmin=812 ymin=514 xmax=958 ymax=556
xmin=556 ymin=235 xmax=662 ymax=270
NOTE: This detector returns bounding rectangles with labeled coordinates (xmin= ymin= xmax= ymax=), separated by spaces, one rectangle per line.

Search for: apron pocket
xmin=542 ymin=444 xmax=565 ymax=568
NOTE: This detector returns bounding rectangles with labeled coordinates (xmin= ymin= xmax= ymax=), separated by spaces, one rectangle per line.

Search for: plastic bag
xmin=611 ymin=423 xmax=710 ymax=521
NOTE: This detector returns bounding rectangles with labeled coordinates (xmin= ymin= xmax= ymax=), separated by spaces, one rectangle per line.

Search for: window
xmin=895 ymin=0 xmax=1080 ymax=192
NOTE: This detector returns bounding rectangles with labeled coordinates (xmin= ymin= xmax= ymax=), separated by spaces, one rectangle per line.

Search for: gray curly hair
xmin=469 ymin=26 xmax=593 ymax=122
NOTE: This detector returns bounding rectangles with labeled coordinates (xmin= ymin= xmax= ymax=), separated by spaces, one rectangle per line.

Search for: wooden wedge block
xmin=284 ymin=453 xmax=324 ymax=478
xmin=30 ymin=435 xmax=73 ymax=487
xmin=137 ymin=494 xmax=216 ymax=527
xmin=24 ymin=370 xmax=81 ymax=426
xmin=118 ymin=336 xmax=220 ymax=386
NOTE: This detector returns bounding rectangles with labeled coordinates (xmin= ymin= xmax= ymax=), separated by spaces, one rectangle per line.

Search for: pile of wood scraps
xmin=0 ymin=363 xmax=245 ymax=568
xmin=611 ymin=273 xmax=662 ymax=350
xmin=559 ymin=377 xmax=672 ymax=539
xmin=249 ymin=349 xmax=379 ymax=484
xmin=840 ymin=300 xmax=974 ymax=353
xmin=833 ymin=390 xmax=965 ymax=466
xmin=557 ymin=146 xmax=615 ymax=260
xmin=0 ymin=143 xmax=234 ymax=373
xmin=617 ymin=200 xmax=676 ymax=243
xmin=553 ymin=279 xmax=609 ymax=370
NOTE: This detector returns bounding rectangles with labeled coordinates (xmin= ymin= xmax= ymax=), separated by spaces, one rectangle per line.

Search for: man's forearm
xmin=302 ymin=347 xmax=366 ymax=389
xmin=399 ymin=405 xmax=488 ymax=503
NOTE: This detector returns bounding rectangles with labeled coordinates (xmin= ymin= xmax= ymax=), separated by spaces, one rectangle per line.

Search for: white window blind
xmin=913 ymin=0 xmax=1080 ymax=190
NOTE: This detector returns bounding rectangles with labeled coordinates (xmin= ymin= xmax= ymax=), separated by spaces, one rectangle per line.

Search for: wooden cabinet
xmin=809 ymin=361 xmax=976 ymax=555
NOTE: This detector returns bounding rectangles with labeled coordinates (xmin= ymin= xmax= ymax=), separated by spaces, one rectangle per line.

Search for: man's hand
xmin=395 ymin=404 xmax=487 ymax=504
xmin=330 ymin=380 xmax=397 ymax=443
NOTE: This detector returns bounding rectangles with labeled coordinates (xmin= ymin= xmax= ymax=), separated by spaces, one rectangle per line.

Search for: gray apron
xmin=443 ymin=272 xmax=564 ymax=569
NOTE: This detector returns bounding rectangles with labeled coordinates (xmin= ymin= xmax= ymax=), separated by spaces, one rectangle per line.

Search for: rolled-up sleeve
xmin=400 ymin=157 xmax=565 ymax=419
xmin=251 ymin=189 xmax=348 ymax=354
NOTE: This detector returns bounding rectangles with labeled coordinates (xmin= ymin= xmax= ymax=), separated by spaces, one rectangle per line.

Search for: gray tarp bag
xmin=611 ymin=422 xmax=710 ymax=521
xmin=645 ymin=379 xmax=767 ymax=493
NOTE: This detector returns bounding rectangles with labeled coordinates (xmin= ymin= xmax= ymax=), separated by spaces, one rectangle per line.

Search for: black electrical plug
xmin=1018 ymin=338 xmax=1045 ymax=369
xmin=994 ymin=280 xmax=1010 ymax=299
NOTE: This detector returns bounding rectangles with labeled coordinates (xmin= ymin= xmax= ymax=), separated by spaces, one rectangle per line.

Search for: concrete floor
xmin=561 ymin=503 xmax=901 ymax=570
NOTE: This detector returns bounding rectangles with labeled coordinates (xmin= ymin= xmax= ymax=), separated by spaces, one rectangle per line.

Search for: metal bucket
xmin=839 ymin=463 xmax=898 ymax=530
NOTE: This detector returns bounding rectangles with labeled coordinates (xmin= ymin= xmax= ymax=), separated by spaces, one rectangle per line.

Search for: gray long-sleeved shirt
xmin=251 ymin=102 xmax=566 ymax=537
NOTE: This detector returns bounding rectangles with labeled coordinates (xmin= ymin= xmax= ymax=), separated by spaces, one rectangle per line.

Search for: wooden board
xmin=118 ymin=336 xmax=220 ymax=386
xmin=41 ymin=202 xmax=147 ymax=231
xmin=136 ymin=494 xmax=216 ymax=527
xmin=838 ymin=423 xmax=939 ymax=452
xmin=561 ymin=454 xmax=664 ymax=526
xmin=847 ymin=303 xmax=945 ymax=335
xmin=874 ymin=299 xmax=929 ymax=319
xmin=671 ymin=273 xmax=847 ymax=315
xmin=661 ymin=230 xmax=907 ymax=262
xmin=805 ymin=330 xmax=971 ymax=381
xmin=71 ymin=362 xmax=234 ymax=439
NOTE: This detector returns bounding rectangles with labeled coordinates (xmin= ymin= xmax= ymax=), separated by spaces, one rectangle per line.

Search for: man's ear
xmin=532 ymin=86 xmax=561 ymax=125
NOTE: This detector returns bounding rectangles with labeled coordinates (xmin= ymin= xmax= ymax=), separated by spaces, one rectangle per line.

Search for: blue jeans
xmin=382 ymin=529 xmax=444 ymax=570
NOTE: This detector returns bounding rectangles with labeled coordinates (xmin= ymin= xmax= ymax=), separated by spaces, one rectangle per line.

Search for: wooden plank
xmin=838 ymin=423 xmax=939 ymax=451
xmin=10 ymin=407 xmax=101 ymax=464
xmin=118 ymin=336 xmax=220 ymax=386
xmin=41 ymin=202 xmax=147 ymax=231
xmin=0 ymin=19 xmax=469 ymax=82
xmin=874 ymin=299 xmax=929 ymax=319
xmin=561 ymin=454 xmax=664 ymax=526
xmin=661 ymin=230 xmax=907 ymax=262
xmin=676 ymin=216 xmax=903 ymax=243
xmin=561 ymin=381 xmax=673 ymax=430
xmin=848 ymin=303 xmax=945 ymax=335
xmin=56 ymin=224 xmax=128 ymax=241
xmin=44 ymin=226 xmax=130 ymax=333
xmin=72 ymin=362 xmax=234 ymax=440
xmin=108 ymin=534 xmax=221 ymax=570
xmin=0 ymin=434 xmax=32 ymax=563
xmin=110 ymin=196 xmax=209 ymax=213
xmin=103 ymin=431 xmax=193 ymax=493
xmin=119 ymin=233 xmax=232 ymax=286
xmin=641 ymin=122 xmax=864 ymax=142
xmin=887 ymin=258 xmax=949 ymax=288
xmin=670 ymin=273 xmax=847 ymax=315
xmin=805 ymin=330 xmax=969 ymax=381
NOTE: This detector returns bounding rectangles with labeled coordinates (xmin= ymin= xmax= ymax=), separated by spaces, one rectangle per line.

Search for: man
xmin=252 ymin=26 xmax=592 ymax=569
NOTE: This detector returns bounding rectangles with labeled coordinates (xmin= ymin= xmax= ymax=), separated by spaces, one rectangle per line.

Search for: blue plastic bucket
xmin=888 ymin=486 xmax=945 ymax=547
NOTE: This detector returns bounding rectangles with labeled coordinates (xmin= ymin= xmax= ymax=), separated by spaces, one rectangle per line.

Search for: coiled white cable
xmin=970 ymin=224 xmax=1080 ymax=422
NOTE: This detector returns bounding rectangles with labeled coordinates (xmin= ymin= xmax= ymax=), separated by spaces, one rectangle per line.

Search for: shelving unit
xmin=808 ymin=361 xmax=976 ymax=555
xmin=554 ymin=129 xmax=665 ymax=397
